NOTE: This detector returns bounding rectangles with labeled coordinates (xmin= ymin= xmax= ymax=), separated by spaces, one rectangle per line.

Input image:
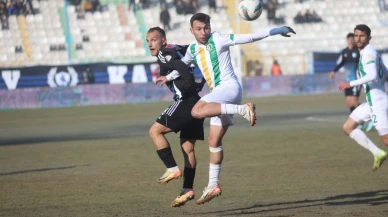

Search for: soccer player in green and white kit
xmin=339 ymin=24 xmax=388 ymax=171
xmin=167 ymin=13 xmax=295 ymax=204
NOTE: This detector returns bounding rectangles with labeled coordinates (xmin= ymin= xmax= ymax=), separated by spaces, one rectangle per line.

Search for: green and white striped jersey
xmin=181 ymin=31 xmax=240 ymax=91
xmin=357 ymin=44 xmax=388 ymax=106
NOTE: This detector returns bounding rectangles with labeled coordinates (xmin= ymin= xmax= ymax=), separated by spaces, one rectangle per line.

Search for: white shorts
xmin=201 ymin=81 xmax=242 ymax=126
xmin=350 ymin=101 xmax=388 ymax=136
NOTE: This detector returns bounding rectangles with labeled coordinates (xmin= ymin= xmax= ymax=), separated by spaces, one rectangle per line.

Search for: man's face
xmin=354 ymin=29 xmax=371 ymax=50
xmin=347 ymin=36 xmax=355 ymax=49
xmin=190 ymin=20 xmax=211 ymax=45
xmin=146 ymin=31 xmax=166 ymax=56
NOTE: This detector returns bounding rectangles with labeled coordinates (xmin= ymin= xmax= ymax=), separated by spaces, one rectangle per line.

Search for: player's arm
xmin=171 ymin=59 xmax=194 ymax=87
xmin=329 ymin=51 xmax=345 ymax=79
xmin=338 ymin=53 xmax=377 ymax=90
xmin=349 ymin=61 xmax=378 ymax=87
xmin=231 ymin=26 xmax=296 ymax=45
xmin=165 ymin=48 xmax=195 ymax=80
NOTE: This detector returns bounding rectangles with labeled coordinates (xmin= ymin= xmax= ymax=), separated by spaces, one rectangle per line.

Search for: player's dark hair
xmin=354 ymin=24 xmax=371 ymax=37
xmin=190 ymin=13 xmax=211 ymax=27
xmin=147 ymin=27 xmax=166 ymax=38
xmin=346 ymin=33 xmax=354 ymax=39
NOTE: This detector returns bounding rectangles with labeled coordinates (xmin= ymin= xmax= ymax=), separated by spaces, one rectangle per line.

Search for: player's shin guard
xmin=156 ymin=147 xmax=177 ymax=168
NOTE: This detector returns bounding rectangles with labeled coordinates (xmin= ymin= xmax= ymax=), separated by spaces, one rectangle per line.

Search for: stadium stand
xmin=1 ymin=0 xmax=387 ymax=76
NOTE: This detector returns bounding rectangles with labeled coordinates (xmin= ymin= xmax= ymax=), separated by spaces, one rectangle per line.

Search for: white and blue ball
xmin=238 ymin=0 xmax=263 ymax=21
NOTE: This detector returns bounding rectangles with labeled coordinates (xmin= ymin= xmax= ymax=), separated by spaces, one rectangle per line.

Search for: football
xmin=238 ymin=0 xmax=263 ymax=21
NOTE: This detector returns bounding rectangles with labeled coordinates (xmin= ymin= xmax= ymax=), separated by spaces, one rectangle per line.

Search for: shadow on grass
xmin=195 ymin=190 xmax=388 ymax=216
xmin=0 ymin=164 xmax=90 ymax=176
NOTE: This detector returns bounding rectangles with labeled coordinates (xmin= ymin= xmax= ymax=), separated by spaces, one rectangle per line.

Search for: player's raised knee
xmin=382 ymin=135 xmax=388 ymax=146
xmin=191 ymin=108 xmax=204 ymax=119
xmin=342 ymin=121 xmax=355 ymax=135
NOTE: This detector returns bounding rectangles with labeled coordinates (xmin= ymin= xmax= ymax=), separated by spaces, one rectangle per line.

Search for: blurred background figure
xmin=271 ymin=60 xmax=282 ymax=76
xmin=160 ymin=4 xmax=171 ymax=31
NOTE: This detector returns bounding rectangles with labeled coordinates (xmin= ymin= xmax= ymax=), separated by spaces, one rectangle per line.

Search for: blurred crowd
xmin=0 ymin=0 xmax=34 ymax=29
xmin=294 ymin=9 xmax=322 ymax=24
xmin=69 ymin=0 xmax=101 ymax=14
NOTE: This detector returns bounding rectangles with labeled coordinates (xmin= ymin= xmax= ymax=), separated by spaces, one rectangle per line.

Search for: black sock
xmin=156 ymin=147 xmax=177 ymax=168
xmin=183 ymin=167 xmax=196 ymax=189
xmin=350 ymin=106 xmax=356 ymax=113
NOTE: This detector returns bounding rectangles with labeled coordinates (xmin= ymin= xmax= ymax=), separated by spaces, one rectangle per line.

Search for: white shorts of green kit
xmin=350 ymin=101 xmax=388 ymax=136
xmin=201 ymin=80 xmax=243 ymax=127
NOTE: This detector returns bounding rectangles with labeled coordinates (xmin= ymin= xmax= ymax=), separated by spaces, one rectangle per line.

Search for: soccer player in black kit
xmin=329 ymin=33 xmax=373 ymax=131
xmin=146 ymin=27 xmax=205 ymax=207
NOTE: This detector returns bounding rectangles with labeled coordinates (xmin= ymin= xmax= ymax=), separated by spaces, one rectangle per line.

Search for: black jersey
xmin=157 ymin=44 xmax=199 ymax=100
xmin=333 ymin=47 xmax=360 ymax=82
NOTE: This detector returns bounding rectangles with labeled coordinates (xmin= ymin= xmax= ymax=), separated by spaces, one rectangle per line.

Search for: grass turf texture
xmin=0 ymin=93 xmax=387 ymax=217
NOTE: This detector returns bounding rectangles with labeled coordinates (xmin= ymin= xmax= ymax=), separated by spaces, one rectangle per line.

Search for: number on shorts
xmin=372 ymin=114 xmax=377 ymax=124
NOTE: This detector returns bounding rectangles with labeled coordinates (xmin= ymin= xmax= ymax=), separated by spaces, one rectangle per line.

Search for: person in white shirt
xmin=339 ymin=24 xmax=388 ymax=171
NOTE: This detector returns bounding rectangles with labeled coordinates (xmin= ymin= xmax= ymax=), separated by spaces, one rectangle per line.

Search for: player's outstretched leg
xmin=192 ymin=101 xmax=257 ymax=126
xmin=220 ymin=102 xmax=256 ymax=126
xmin=149 ymin=122 xmax=182 ymax=184
xmin=343 ymin=118 xmax=385 ymax=171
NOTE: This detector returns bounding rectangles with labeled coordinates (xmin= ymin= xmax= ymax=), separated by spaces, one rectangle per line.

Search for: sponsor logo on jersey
xmin=352 ymin=52 xmax=357 ymax=58
xmin=206 ymin=44 xmax=212 ymax=51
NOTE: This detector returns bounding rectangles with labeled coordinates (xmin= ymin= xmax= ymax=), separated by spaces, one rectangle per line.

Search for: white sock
xmin=221 ymin=104 xmax=245 ymax=115
xmin=208 ymin=163 xmax=221 ymax=188
xmin=349 ymin=129 xmax=382 ymax=156
xmin=167 ymin=166 xmax=178 ymax=172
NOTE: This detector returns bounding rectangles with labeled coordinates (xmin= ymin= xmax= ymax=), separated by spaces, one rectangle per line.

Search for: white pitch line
xmin=305 ymin=116 xmax=344 ymax=123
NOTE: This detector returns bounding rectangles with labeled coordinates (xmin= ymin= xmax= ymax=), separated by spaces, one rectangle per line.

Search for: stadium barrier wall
xmin=0 ymin=73 xmax=352 ymax=110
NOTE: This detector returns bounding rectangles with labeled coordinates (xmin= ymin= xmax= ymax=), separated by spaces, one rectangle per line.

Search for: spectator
xmin=83 ymin=35 xmax=90 ymax=42
xmin=15 ymin=46 xmax=23 ymax=53
xmin=294 ymin=11 xmax=305 ymax=24
xmin=83 ymin=0 xmax=93 ymax=12
xmin=91 ymin=0 xmax=101 ymax=13
xmin=266 ymin=1 xmax=277 ymax=24
xmin=184 ymin=0 xmax=195 ymax=14
xmin=304 ymin=9 xmax=314 ymax=23
xmin=50 ymin=45 xmax=58 ymax=52
xmin=141 ymin=0 xmax=150 ymax=9
xmin=271 ymin=60 xmax=282 ymax=76
xmin=76 ymin=43 xmax=83 ymax=50
xmin=0 ymin=1 xmax=7 ymax=17
xmin=8 ymin=2 xmax=19 ymax=15
xmin=58 ymin=44 xmax=66 ymax=51
xmin=311 ymin=10 xmax=322 ymax=22
xmin=209 ymin=0 xmax=216 ymax=13
xmin=128 ymin=0 xmax=136 ymax=11
xmin=25 ymin=0 xmax=33 ymax=14
xmin=176 ymin=0 xmax=185 ymax=15
xmin=1 ymin=15 xmax=9 ymax=30
xmin=254 ymin=60 xmax=263 ymax=76
xmin=82 ymin=68 xmax=94 ymax=84
xmin=160 ymin=4 xmax=171 ymax=31
xmin=378 ymin=0 xmax=388 ymax=12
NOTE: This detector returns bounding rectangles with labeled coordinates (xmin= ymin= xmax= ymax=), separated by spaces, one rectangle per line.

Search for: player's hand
xmin=155 ymin=76 xmax=168 ymax=86
xmin=329 ymin=71 xmax=335 ymax=79
xmin=280 ymin=26 xmax=296 ymax=37
xmin=338 ymin=82 xmax=351 ymax=91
